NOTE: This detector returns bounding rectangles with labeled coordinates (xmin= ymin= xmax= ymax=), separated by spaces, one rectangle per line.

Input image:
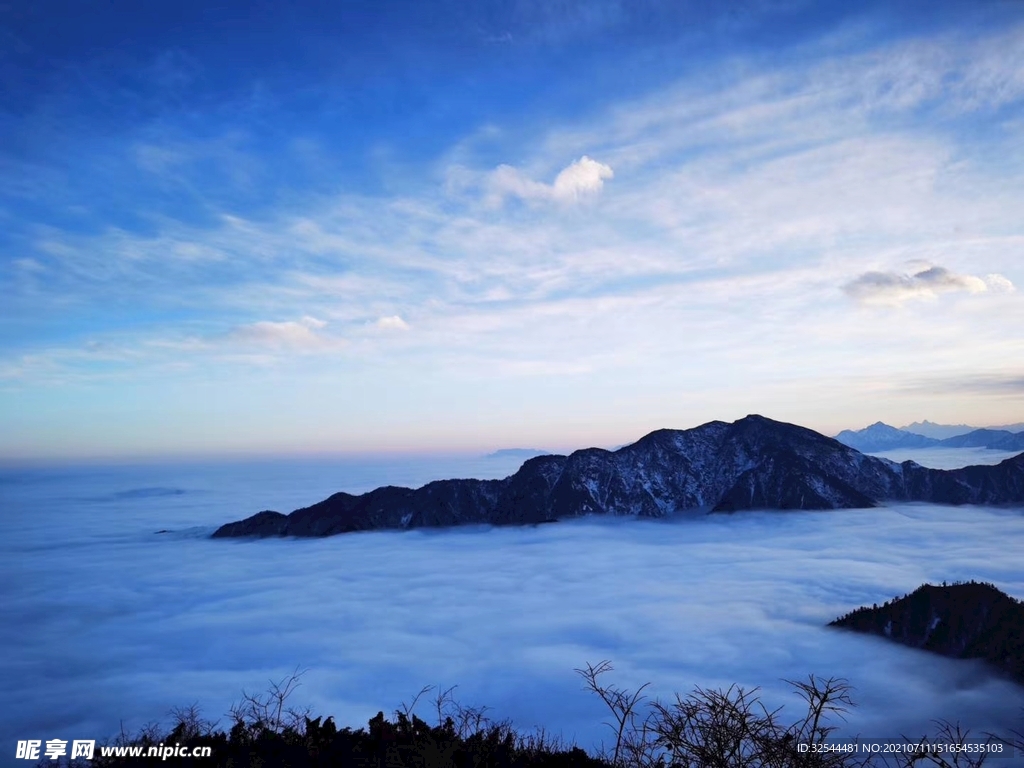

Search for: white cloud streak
xmin=843 ymin=265 xmax=1015 ymax=305
xmin=229 ymin=316 xmax=337 ymax=350
xmin=375 ymin=315 xmax=410 ymax=331
xmin=486 ymin=155 xmax=614 ymax=206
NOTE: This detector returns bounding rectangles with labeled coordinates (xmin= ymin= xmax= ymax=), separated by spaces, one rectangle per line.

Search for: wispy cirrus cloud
xmin=901 ymin=372 xmax=1024 ymax=396
xmin=229 ymin=316 xmax=342 ymax=350
xmin=3 ymin=13 xmax=1024 ymax=454
xmin=0 ymin=316 xmax=346 ymax=385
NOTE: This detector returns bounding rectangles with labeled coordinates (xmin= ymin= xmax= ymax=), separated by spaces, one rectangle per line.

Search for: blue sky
xmin=1 ymin=0 xmax=1023 ymax=459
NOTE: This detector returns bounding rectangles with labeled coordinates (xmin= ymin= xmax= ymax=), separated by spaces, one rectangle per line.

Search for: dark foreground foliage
xmin=38 ymin=664 xmax=1023 ymax=768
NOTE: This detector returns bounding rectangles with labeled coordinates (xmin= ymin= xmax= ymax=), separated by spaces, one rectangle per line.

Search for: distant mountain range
xmin=900 ymin=419 xmax=1024 ymax=439
xmin=212 ymin=415 xmax=1024 ymax=539
xmin=830 ymin=582 xmax=1024 ymax=685
xmin=834 ymin=422 xmax=1024 ymax=453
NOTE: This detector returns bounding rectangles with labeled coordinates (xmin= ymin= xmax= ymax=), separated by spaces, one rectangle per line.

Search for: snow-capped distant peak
xmin=834 ymin=424 xmax=939 ymax=452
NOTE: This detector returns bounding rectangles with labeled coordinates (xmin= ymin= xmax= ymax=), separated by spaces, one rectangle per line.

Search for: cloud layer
xmin=3 ymin=460 xmax=1023 ymax=756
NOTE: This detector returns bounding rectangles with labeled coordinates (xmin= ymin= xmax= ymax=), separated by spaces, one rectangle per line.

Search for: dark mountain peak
xmin=727 ymin=414 xmax=833 ymax=441
xmin=910 ymin=581 xmax=1007 ymax=602
xmin=626 ymin=426 xmax=686 ymax=446
xmin=625 ymin=421 xmax=729 ymax=448
xmin=724 ymin=415 xmax=857 ymax=462
xmin=730 ymin=414 xmax=810 ymax=436
xmin=214 ymin=510 xmax=289 ymax=538
xmin=212 ymin=415 xmax=1024 ymax=539
xmin=740 ymin=413 xmax=821 ymax=432
xmin=830 ymin=581 xmax=1024 ymax=684
xmin=518 ymin=453 xmax=568 ymax=470
xmin=740 ymin=413 xmax=771 ymax=422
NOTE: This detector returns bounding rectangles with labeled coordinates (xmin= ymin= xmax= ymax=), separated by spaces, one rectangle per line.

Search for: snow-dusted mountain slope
xmin=212 ymin=415 xmax=1024 ymax=538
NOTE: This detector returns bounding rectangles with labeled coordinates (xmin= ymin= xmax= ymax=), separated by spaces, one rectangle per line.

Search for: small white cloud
xmin=230 ymin=316 xmax=336 ymax=349
xmin=985 ymin=273 xmax=1016 ymax=293
xmin=912 ymin=265 xmax=987 ymax=293
xmin=551 ymin=156 xmax=615 ymax=201
xmin=375 ymin=315 xmax=410 ymax=331
xmin=486 ymin=156 xmax=613 ymax=206
xmin=842 ymin=264 xmax=1013 ymax=305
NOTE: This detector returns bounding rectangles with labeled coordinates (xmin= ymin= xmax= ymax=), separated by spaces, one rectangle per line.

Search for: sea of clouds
xmin=869 ymin=446 xmax=1024 ymax=470
xmin=2 ymin=448 xmax=1023 ymax=761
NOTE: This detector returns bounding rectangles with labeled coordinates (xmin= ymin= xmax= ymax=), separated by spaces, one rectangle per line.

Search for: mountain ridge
xmin=212 ymin=415 xmax=1024 ymax=539
xmin=834 ymin=422 xmax=940 ymax=451
xmin=901 ymin=419 xmax=1024 ymax=439
xmin=835 ymin=422 xmax=1024 ymax=453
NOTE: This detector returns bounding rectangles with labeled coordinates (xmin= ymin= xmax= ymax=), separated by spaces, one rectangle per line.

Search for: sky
xmin=2 ymin=0 xmax=1023 ymax=459
xmin=3 ymin=458 xmax=1024 ymax=755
